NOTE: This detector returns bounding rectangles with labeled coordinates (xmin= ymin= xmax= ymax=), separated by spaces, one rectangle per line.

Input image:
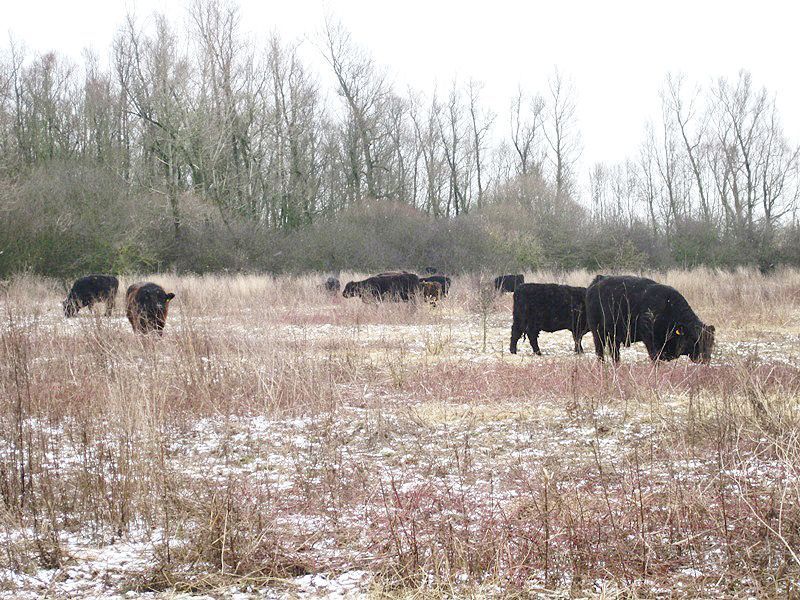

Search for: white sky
xmin=5 ymin=0 xmax=800 ymax=177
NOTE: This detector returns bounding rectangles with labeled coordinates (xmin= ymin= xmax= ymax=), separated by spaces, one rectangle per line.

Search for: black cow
xmin=586 ymin=275 xmax=715 ymax=363
xmin=126 ymin=282 xmax=175 ymax=334
xmin=324 ymin=277 xmax=341 ymax=293
xmin=419 ymin=275 xmax=451 ymax=297
xmin=342 ymin=272 xmax=420 ymax=302
xmin=510 ymin=283 xmax=589 ymax=355
xmin=494 ymin=274 xmax=524 ymax=293
xmin=63 ymin=274 xmax=119 ymax=317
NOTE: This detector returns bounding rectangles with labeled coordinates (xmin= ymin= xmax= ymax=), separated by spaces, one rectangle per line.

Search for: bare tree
xmin=189 ymin=0 xmax=255 ymax=217
xmin=711 ymin=71 xmax=799 ymax=247
xmin=321 ymin=18 xmax=389 ymax=202
xmin=651 ymin=92 xmax=688 ymax=230
xmin=544 ymin=69 xmax=581 ymax=201
xmin=263 ymin=35 xmax=323 ymax=226
xmin=467 ymin=79 xmax=494 ymax=209
xmin=510 ymin=86 xmax=545 ymax=177
xmin=409 ymin=90 xmax=446 ymax=217
xmin=437 ymin=82 xmax=472 ymax=216
xmin=589 ymin=162 xmax=609 ymax=223
xmin=116 ymin=14 xmax=191 ymax=238
xmin=637 ymin=129 xmax=661 ymax=236
xmin=664 ymin=73 xmax=714 ymax=224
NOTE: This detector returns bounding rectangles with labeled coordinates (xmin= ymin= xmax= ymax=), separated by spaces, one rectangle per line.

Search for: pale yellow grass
xmin=0 ymin=268 xmax=799 ymax=599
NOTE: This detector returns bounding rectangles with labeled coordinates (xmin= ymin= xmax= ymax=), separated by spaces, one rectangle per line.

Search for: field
xmin=1 ymin=269 xmax=800 ymax=599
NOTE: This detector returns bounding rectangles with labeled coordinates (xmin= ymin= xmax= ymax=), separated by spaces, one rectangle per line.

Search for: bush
xmin=1 ymin=163 xmax=798 ymax=277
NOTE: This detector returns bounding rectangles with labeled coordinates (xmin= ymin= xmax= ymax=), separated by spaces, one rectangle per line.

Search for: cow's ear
xmin=707 ymin=325 xmax=715 ymax=334
xmin=166 ymin=293 xmax=175 ymax=301
xmin=674 ymin=326 xmax=683 ymax=336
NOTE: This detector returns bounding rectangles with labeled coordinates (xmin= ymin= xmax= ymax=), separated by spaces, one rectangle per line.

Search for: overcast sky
xmin=5 ymin=0 xmax=800 ymax=175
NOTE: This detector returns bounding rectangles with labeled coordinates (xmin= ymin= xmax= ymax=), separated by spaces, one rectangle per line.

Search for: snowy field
xmin=1 ymin=269 xmax=799 ymax=598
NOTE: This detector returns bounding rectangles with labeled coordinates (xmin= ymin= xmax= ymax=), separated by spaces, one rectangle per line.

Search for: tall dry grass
xmin=0 ymin=268 xmax=798 ymax=597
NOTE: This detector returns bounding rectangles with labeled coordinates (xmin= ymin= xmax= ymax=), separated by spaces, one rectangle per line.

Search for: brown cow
xmin=126 ymin=282 xmax=175 ymax=334
xmin=419 ymin=280 xmax=443 ymax=305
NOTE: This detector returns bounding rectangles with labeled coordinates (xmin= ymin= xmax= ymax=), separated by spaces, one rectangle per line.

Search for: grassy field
xmin=1 ymin=269 xmax=799 ymax=599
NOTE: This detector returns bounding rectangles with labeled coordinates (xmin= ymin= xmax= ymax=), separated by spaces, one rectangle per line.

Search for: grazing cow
xmin=419 ymin=280 xmax=443 ymax=304
xmin=126 ymin=282 xmax=175 ymax=334
xmin=342 ymin=272 xmax=420 ymax=301
xmin=586 ymin=275 xmax=715 ymax=363
xmin=324 ymin=277 xmax=341 ymax=293
xmin=510 ymin=283 xmax=589 ymax=355
xmin=63 ymin=274 xmax=119 ymax=317
xmin=494 ymin=274 xmax=524 ymax=293
xmin=419 ymin=275 xmax=451 ymax=297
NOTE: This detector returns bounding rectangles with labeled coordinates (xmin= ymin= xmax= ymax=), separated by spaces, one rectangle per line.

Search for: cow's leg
xmin=510 ymin=321 xmax=523 ymax=354
xmin=592 ymin=330 xmax=605 ymax=360
xmin=612 ymin=340 xmax=622 ymax=363
xmin=105 ymin=295 xmax=114 ymax=317
xmin=528 ymin=327 xmax=542 ymax=355
xmin=573 ymin=331 xmax=584 ymax=354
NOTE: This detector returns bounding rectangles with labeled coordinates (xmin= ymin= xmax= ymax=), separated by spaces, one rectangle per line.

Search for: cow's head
xmin=688 ymin=324 xmax=715 ymax=364
xmin=142 ymin=288 xmax=174 ymax=318
xmin=63 ymin=297 xmax=78 ymax=317
xmin=156 ymin=291 xmax=175 ymax=316
xmin=664 ymin=322 xmax=714 ymax=363
xmin=342 ymin=281 xmax=360 ymax=298
xmin=142 ymin=289 xmax=174 ymax=333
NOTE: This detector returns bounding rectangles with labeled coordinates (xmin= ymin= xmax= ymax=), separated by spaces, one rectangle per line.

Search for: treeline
xmin=0 ymin=1 xmax=798 ymax=277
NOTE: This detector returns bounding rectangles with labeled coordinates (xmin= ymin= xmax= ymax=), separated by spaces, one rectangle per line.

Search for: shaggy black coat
xmin=63 ymin=274 xmax=119 ymax=317
xmin=494 ymin=274 xmax=524 ymax=293
xmin=586 ymin=275 xmax=715 ymax=363
xmin=510 ymin=283 xmax=589 ymax=355
xmin=342 ymin=272 xmax=420 ymax=301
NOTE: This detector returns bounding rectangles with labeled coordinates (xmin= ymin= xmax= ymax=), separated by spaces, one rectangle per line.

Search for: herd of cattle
xmin=508 ymin=274 xmax=715 ymax=363
xmin=62 ymin=270 xmax=715 ymax=363
xmin=64 ymin=276 xmax=174 ymax=334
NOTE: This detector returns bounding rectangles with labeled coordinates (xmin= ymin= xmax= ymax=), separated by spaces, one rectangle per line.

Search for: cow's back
xmin=372 ymin=272 xmax=420 ymax=300
xmin=587 ymin=275 xmax=659 ymax=341
xmin=72 ymin=274 xmax=118 ymax=298
xmin=495 ymin=274 xmax=524 ymax=292
xmin=515 ymin=283 xmax=586 ymax=332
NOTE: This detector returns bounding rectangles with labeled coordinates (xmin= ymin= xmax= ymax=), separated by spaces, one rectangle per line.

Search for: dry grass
xmin=1 ymin=268 xmax=799 ymax=598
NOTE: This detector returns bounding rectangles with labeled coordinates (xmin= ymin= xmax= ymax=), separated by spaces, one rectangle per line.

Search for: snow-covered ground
xmin=1 ymin=279 xmax=799 ymax=598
